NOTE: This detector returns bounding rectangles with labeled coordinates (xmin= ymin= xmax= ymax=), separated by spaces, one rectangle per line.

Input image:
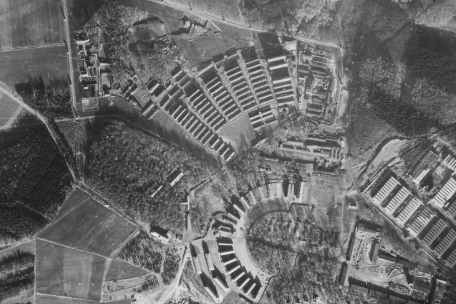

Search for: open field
xmin=165 ymin=0 xmax=244 ymax=24
xmin=0 ymin=93 xmax=20 ymax=127
xmin=53 ymin=188 xmax=92 ymax=222
xmin=38 ymin=198 xmax=137 ymax=257
xmin=212 ymin=21 xmax=251 ymax=45
xmin=105 ymin=259 xmax=150 ymax=281
xmin=0 ymin=46 xmax=69 ymax=91
xmin=36 ymin=294 xmax=99 ymax=304
xmin=104 ymin=300 xmax=131 ymax=304
xmin=175 ymin=33 xmax=243 ymax=67
xmin=219 ymin=113 xmax=255 ymax=152
xmin=119 ymin=0 xmax=183 ymax=32
xmin=35 ymin=239 xmax=106 ymax=301
xmin=0 ymin=0 xmax=65 ymax=49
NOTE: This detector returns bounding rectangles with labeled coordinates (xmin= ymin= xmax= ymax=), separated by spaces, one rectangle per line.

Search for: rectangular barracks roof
xmin=412 ymin=277 xmax=431 ymax=294
xmin=348 ymin=277 xmax=369 ymax=295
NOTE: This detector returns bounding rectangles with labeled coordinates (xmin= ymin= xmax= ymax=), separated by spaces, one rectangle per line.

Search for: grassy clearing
xmin=39 ymin=198 xmax=137 ymax=257
xmin=0 ymin=46 xmax=69 ymax=91
xmin=212 ymin=21 xmax=251 ymax=45
xmin=0 ymin=0 xmax=64 ymax=49
xmin=166 ymin=0 xmax=243 ymax=24
xmin=219 ymin=113 xmax=255 ymax=152
xmin=35 ymin=239 xmax=106 ymax=301
xmin=36 ymin=295 xmax=100 ymax=304
xmin=105 ymin=258 xmax=149 ymax=281
xmin=0 ymin=94 xmax=20 ymax=127
xmin=53 ymin=188 xmax=92 ymax=222
xmin=175 ymin=33 xmax=243 ymax=67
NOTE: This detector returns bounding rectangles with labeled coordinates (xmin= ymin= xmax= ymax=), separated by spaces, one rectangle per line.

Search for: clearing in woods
xmin=105 ymin=258 xmax=150 ymax=281
xmin=35 ymin=239 xmax=106 ymax=301
xmin=0 ymin=93 xmax=21 ymax=127
xmin=38 ymin=197 xmax=137 ymax=257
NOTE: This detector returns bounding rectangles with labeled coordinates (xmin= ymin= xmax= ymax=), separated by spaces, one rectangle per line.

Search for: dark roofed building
xmin=167 ymin=170 xmax=184 ymax=187
xmin=412 ymin=277 xmax=431 ymax=294
xmin=346 ymin=234 xmax=355 ymax=261
xmin=348 ymin=277 xmax=369 ymax=296
xmin=378 ymin=251 xmax=397 ymax=263
xmin=408 ymin=299 xmax=425 ymax=304
xmin=338 ymin=263 xmax=348 ymax=286
xmin=389 ymin=294 xmax=407 ymax=304
xmin=369 ymin=241 xmax=380 ymax=262
xmin=397 ymin=258 xmax=416 ymax=269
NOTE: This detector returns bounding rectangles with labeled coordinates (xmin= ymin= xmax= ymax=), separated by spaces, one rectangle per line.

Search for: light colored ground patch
xmin=366 ymin=138 xmax=407 ymax=176
xmin=38 ymin=197 xmax=138 ymax=257
xmin=35 ymin=239 xmax=106 ymax=301
xmin=0 ymin=0 xmax=65 ymax=49
xmin=0 ymin=93 xmax=21 ymax=128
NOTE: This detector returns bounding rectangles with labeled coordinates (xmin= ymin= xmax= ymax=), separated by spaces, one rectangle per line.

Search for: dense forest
xmin=15 ymin=76 xmax=72 ymax=119
xmin=162 ymin=247 xmax=180 ymax=285
xmin=0 ymin=126 xmax=71 ymax=247
xmin=120 ymin=231 xmax=163 ymax=273
xmin=86 ymin=120 xmax=217 ymax=233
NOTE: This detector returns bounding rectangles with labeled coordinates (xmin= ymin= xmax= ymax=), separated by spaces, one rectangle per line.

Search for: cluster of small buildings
xmin=133 ymin=43 xmax=299 ymax=161
xmin=344 ymin=276 xmax=426 ymax=304
xmin=190 ymin=246 xmax=225 ymax=303
xmin=267 ymin=55 xmax=296 ymax=109
xmin=340 ymin=222 xmax=434 ymax=304
xmin=216 ymin=238 xmax=262 ymax=302
xmin=138 ymin=69 xmax=236 ymax=163
xmin=362 ymin=145 xmax=456 ymax=271
xmin=180 ymin=15 xmax=209 ymax=37
xmin=74 ymin=32 xmax=112 ymax=111
xmin=291 ymin=41 xmax=335 ymax=123
xmin=345 ymin=220 xmax=382 ymax=265
xmin=278 ymin=133 xmax=345 ymax=162
xmin=223 ymin=179 xmax=309 ymax=224
xmin=150 ymin=169 xmax=185 ymax=199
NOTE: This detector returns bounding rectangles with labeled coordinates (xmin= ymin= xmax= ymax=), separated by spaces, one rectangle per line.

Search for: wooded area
xmin=120 ymin=231 xmax=163 ymax=273
xmin=0 ymin=126 xmax=71 ymax=247
xmin=86 ymin=120 xmax=216 ymax=233
xmin=0 ymin=250 xmax=35 ymax=301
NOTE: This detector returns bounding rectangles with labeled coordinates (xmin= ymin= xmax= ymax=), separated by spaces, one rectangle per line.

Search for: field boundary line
xmin=0 ymin=238 xmax=33 ymax=256
xmin=37 ymin=199 xmax=92 ymax=238
xmin=101 ymin=257 xmax=112 ymax=297
xmin=0 ymin=42 xmax=65 ymax=53
xmin=35 ymin=292 xmax=99 ymax=303
xmin=104 ymin=271 xmax=153 ymax=284
xmin=0 ymin=104 xmax=23 ymax=130
xmin=34 ymin=239 xmax=37 ymax=302
xmin=108 ymin=256 xmax=161 ymax=279
xmin=47 ymin=192 xmax=92 ymax=227
xmin=110 ymin=227 xmax=140 ymax=258
xmin=36 ymin=238 xmax=109 ymax=259
xmin=79 ymin=183 xmax=140 ymax=228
